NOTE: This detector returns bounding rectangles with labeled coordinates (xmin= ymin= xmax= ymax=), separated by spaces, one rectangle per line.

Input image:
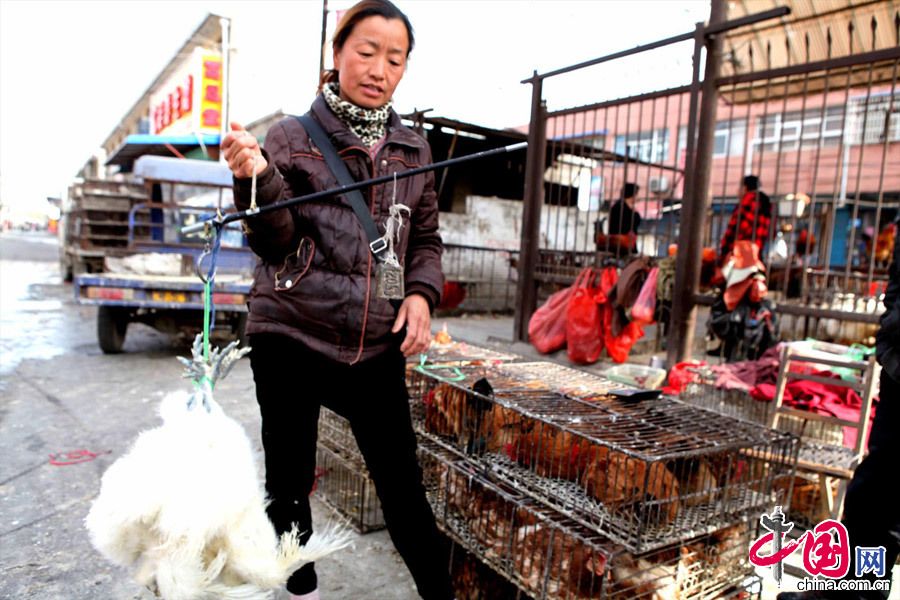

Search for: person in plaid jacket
xmin=719 ymin=175 xmax=772 ymax=263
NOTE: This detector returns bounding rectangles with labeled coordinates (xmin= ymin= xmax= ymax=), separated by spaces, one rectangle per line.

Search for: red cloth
xmin=708 ymin=347 xmax=780 ymax=391
xmin=751 ymin=372 xmax=875 ymax=449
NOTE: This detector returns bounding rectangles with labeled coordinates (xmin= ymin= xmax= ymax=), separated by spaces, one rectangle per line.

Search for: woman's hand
xmin=221 ymin=122 xmax=268 ymax=179
xmin=392 ymin=294 xmax=431 ymax=357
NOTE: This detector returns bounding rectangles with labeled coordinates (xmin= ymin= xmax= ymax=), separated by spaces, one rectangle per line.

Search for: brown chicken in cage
xmin=580 ymin=449 xmax=682 ymax=526
xmin=514 ymin=523 xmax=609 ymax=598
xmin=438 ymin=463 xmax=535 ymax=561
xmin=424 ymin=384 xmax=470 ymax=438
xmin=485 ymin=403 xmax=683 ymax=527
xmin=506 ymin=422 xmax=599 ymax=481
xmin=449 ymin=544 xmax=522 ymax=600
xmin=669 ymin=459 xmax=719 ymax=507
xmin=424 ymin=381 xmax=497 ymax=455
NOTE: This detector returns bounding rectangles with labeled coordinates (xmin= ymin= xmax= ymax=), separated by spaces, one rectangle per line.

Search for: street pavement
xmin=3 ymin=231 xmax=897 ymax=600
xmin=0 ymin=231 xmax=420 ymax=600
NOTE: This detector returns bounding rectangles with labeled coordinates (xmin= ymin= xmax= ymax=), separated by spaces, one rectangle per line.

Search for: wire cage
xmin=678 ymin=382 xmax=846 ymax=450
xmin=421 ymin=439 xmax=758 ymax=599
xmin=413 ymin=340 xmax=525 ymax=368
xmin=493 ymin=362 xmax=629 ymax=399
xmin=408 ymin=364 xmax=799 ymax=553
xmin=313 ymin=441 xmax=385 ymax=533
xmin=771 ymin=473 xmax=841 ymax=532
xmin=678 ymin=383 xmax=775 ymax=426
xmin=448 ymin=536 xmax=530 ymax=600
xmin=318 ymin=407 xmax=360 ymax=460
xmin=408 ymin=361 xmax=626 ymax=403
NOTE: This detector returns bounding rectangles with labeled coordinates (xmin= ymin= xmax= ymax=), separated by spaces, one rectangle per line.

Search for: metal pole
xmin=181 ymin=141 xmax=527 ymax=234
xmin=319 ymin=0 xmax=329 ymax=85
xmin=668 ymin=0 xmax=726 ymax=366
xmin=219 ymin=16 xmax=231 ymax=161
xmin=514 ymin=73 xmax=547 ymax=342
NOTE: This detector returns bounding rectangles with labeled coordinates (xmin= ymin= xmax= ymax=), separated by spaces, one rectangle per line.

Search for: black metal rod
xmin=521 ymin=31 xmax=695 ymax=83
xmin=181 ymin=141 xmax=528 ymax=234
xmin=549 ymin=85 xmax=692 ymax=119
xmin=522 ymin=6 xmax=790 ymax=84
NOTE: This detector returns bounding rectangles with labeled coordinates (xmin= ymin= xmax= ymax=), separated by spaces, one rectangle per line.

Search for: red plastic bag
xmin=528 ymin=276 xmax=578 ymax=354
xmin=606 ymin=321 xmax=645 ymax=363
xmin=566 ymin=268 xmax=603 ymax=364
xmin=663 ymin=360 xmax=707 ymax=395
xmin=630 ymin=266 xmax=659 ymax=325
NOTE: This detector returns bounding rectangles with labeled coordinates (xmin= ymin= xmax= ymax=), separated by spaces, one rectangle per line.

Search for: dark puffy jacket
xmin=876 ymin=226 xmax=900 ymax=381
xmin=232 ymin=95 xmax=443 ymax=364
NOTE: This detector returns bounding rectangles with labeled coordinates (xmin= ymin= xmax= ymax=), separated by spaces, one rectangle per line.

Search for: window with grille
xmin=752 ymin=106 xmax=845 ymax=153
xmin=848 ymin=92 xmax=900 ymax=145
xmin=713 ymin=119 xmax=748 ymax=157
xmin=613 ymin=127 xmax=670 ymax=164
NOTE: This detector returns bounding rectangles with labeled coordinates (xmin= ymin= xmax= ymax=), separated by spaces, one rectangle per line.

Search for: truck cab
xmin=73 ymin=156 xmax=253 ymax=353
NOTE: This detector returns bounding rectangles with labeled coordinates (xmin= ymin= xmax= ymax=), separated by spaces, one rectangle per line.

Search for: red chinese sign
xmin=749 ymin=512 xmax=851 ymax=581
xmin=148 ymin=49 xmax=223 ymax=135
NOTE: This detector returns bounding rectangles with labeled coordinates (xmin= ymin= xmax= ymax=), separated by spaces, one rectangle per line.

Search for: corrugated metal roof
xmin=721 ymin=0 xmax=899 ymax=102
xmin=725 ymin=0 xmax=897 ymax=71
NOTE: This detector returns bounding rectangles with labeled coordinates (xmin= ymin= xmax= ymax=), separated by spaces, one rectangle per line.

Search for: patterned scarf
xmin=322 ymin=82 xmax=392 ymax=148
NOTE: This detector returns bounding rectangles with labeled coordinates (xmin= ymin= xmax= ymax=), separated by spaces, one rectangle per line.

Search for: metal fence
xmin=512 ymin=2 xmax=900 ymax=363
xmin=441 ymin=243 xmax=519 ymax=313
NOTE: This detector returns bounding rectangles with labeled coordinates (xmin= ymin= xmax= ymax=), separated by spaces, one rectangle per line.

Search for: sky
xmin=0 ymin=0 xmax=712 ymax=215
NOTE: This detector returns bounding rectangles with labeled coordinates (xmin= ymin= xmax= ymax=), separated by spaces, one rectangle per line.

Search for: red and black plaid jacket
xmin=719 ymin=190 xmax=771 ymax=259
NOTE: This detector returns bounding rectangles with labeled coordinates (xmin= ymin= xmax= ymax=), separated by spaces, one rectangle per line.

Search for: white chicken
xmin=85 ymin=337 xmax=351 ymax=599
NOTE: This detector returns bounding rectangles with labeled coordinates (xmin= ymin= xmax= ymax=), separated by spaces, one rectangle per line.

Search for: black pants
xmin=249 ymin=333 xmax=453 ymax=599
xmin=840 ymin=371 xmax=900 ymax=598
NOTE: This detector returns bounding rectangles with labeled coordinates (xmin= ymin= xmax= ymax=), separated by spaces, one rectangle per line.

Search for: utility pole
xmin=220 ymin=16 xmax=231 ymax=161
xmin=319 ymin=0 xmax=329 ymax=87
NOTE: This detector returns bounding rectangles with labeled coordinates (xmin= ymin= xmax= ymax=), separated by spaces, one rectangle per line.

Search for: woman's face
xmin=334 ymin=15 xmax=409 ymax=109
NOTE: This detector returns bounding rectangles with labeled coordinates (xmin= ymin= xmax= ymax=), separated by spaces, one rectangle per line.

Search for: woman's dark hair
xmin=319 ymin=0 xmax=415 ymax=91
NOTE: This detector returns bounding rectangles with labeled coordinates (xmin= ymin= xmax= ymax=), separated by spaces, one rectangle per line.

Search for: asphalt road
xmin=0 ymin=231 xmax=419 ymax=600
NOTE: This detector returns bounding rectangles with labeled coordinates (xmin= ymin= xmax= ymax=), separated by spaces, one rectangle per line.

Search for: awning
xmin=133 ymin=155 xmax=233 ymax=187
xmin=106 ymin=133 xmax=221 ymax=168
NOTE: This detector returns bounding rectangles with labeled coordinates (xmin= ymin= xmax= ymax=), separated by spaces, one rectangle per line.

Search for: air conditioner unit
xmin=649 ymin=176 xmax=670 ymax=193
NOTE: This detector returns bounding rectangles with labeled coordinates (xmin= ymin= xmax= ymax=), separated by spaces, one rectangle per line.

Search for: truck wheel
xmin=60 ymin=255 xmax=73 ymax=282
xmin=98 ymin=306 xmax=129 ymax=354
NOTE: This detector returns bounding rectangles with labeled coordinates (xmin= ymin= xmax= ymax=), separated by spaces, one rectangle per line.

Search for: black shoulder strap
xmin=296 ymin=114 xmax=386 ymax=260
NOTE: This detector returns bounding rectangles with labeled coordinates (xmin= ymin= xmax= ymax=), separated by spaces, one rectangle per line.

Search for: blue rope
xmin=205 ymin=226 xmax=223 ymax=332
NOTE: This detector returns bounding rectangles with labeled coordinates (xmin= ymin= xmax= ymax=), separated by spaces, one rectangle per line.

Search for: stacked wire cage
xmin=421 ymin=439 xmax=763 ymax=599
xmin=312 ymin=341 xmax=525 ymax=534
xmin=407 ymin=361 xmax=798 ymax=598
xmin=314 ymin=408 xmax=385 ymax=533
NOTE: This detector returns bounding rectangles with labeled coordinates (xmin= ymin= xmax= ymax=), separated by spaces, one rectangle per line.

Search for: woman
xmin=221 ymin=2 xmax=451 ymax=599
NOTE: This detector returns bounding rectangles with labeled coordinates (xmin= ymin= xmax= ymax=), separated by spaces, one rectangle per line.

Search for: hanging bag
xmin=566 ymin=267 xmax=604 ymax=364
xmin=630 ymin=266 xmax=659 ymax=325
xmin=528 ymin=277 xmax=579 ymax=354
